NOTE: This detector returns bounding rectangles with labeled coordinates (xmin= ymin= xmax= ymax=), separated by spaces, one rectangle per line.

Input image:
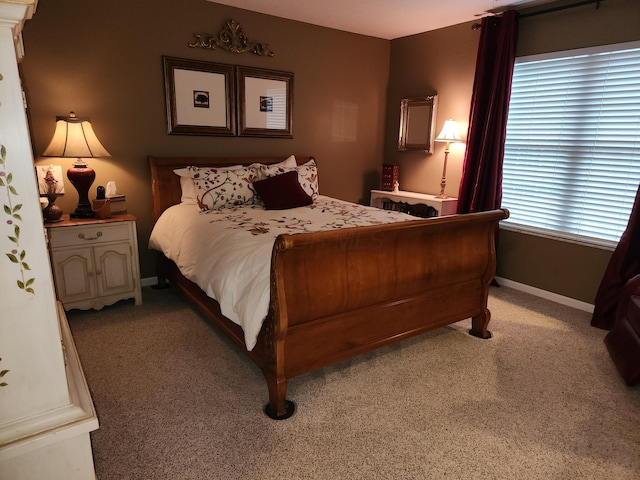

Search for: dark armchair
xmin=604 ymin=274 xmax=640 ymax=386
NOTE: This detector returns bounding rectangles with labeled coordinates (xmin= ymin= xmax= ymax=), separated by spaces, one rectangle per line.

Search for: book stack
xmin=381 ymin=164 xmax=399 ymax=191
xmin=106 ymin=194 xmax=126 ymax=214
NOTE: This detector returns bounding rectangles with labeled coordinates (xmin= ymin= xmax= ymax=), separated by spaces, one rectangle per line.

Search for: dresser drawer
xmin=48 ymin=222 xmax=131 ymax=248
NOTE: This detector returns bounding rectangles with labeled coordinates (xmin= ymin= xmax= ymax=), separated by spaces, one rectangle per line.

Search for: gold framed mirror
xmin=398 ymin=95 xmax=438 ymax=152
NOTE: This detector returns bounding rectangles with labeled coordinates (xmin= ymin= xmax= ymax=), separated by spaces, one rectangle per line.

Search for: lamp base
xmin=435 ymin=173 xmax=448 ymax=199
xmin=70 ymin=206 xmax=95 ymax=219
xmin=67 ymin=161 xmax=96 ymax=219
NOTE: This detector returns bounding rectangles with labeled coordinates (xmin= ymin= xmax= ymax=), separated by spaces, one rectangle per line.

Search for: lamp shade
xmin=434 ymin=119 xmax=462 ymax=143
xmin=42 ymin=112 xmax=111 ymax=158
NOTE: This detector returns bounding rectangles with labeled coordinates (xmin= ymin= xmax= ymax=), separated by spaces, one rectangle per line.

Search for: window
xmin=501 ymin=41 xmax=640 ymax=248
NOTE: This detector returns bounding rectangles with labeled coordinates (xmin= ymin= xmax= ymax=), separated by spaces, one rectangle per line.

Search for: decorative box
xmin=106 ymin=194 xmax=127 ymax=214
xmin=381 ymin=164 xmax=399 ymax=191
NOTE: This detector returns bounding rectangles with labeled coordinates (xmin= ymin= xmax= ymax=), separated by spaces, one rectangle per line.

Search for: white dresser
xmin=0 ymin=3 xmax=100 ymax=478
xmin=370 ymin=189 xmax=458 ymax=217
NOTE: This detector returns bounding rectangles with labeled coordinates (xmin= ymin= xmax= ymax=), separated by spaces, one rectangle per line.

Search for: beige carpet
xmin=67 ymin=285 xmax=640 ymax=480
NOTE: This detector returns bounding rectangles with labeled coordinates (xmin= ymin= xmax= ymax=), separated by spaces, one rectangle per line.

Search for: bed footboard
xmin=262 ymin=208 xmax=509 ymax=418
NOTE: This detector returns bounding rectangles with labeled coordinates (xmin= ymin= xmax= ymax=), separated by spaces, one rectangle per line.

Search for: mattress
xmin=149 ymin=195 xmax=416 ymax=350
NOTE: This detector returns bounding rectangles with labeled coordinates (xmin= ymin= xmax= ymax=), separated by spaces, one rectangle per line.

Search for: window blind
xmin=502 ymin=41 xmax=640 ymax=246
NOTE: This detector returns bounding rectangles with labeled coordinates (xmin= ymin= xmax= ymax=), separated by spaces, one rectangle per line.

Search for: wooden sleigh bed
xmin=149 ymin=155 xmax=509 ymax=419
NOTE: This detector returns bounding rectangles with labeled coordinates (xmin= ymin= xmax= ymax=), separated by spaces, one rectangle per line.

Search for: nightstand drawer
xmin=48 ymin=223 xmax=130 ymax=248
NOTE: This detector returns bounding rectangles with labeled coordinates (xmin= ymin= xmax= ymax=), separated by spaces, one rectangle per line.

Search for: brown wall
xmin=21 ymin=0 xmax=390 ymax=278
xmin=385 ymin=22 xmax=479 ymax=199
xmin=384 ymin=0 xmax=640 ymax=304
xmin=21 ymin=0 xmax=640 ymax=304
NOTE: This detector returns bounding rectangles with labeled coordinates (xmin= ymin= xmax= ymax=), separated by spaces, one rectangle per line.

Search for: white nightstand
xmin=370 ymin=189 xmax=458 ymax=217
xmin=45 ymin=214 xmax=142 ymax=310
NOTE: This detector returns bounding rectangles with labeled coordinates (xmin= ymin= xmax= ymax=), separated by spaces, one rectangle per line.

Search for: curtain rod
xmin=471 ymin=0 xmax=602 ymax=30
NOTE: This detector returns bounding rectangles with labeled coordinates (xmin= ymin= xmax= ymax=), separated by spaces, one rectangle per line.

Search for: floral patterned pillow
xmin=258 ymin=159 xmax=319 ymax=200
xmin=296 ymin=159 xmax=319 ymax=200
xmin=189 ymin=165 xmax=260 ymax=211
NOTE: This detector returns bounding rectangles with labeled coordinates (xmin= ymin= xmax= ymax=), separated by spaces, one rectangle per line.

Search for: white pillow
xmin=174 ymin=168 xmax=196 ymax=205
xmin=278 ymin=155 xmax=297 ymax=169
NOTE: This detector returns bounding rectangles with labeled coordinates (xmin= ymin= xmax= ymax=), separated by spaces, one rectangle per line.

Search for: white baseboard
xmin=141 ymin=275 xmax=594 ymax=313
xmin=494 ymin=276 xmax=594 ymax=313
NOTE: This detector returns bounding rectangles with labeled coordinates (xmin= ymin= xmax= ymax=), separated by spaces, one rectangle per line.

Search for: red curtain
xmin=591 ymin=183 xmax=640 ymax=330
xmin=457 ymin=10 xmax=519 ymax=214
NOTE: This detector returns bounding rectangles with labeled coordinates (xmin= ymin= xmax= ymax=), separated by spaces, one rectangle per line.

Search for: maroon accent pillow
xmin=253 ymin=171 xmax=313 ymax=210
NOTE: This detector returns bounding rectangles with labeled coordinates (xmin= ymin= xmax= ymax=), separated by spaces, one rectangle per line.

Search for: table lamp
xmin=433 ymin=119 xmax=463 ymax=199
xmin=42 ymin=112 xmax=111 ymax=218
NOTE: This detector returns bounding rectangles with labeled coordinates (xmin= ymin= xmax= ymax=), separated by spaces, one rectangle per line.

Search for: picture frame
xmin=236 ymin=66 xmax=293 ymax=138
xmin=163 ymin=56 xmax=236 ymax=136
xmin=36 ymin=165 xmax=65 ymax=195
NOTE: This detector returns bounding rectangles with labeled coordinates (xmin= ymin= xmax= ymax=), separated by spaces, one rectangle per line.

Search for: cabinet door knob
xmin=78 ymin=231 xmax=103 ymax=240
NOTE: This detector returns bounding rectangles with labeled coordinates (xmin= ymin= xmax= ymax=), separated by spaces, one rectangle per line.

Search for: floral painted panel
xmin=0 ymin=73 xmax=35 ymax=296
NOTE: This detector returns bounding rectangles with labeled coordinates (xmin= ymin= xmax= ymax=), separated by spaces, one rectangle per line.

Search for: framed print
xmin=36 ymin=165 xmax=65 ymax=195
xmin=163 ymin=56 xmax=236 ymax=136
xmin=237 ymin=66 xmax=293 ymax=138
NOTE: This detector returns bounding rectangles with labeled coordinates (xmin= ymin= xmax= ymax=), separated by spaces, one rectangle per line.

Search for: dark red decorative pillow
xmin=253 ymin=171 xmax=313 ymax=210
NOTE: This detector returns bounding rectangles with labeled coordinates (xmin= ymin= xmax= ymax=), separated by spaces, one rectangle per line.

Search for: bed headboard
xmin=148 ymin=156 xmax=315 ymax=222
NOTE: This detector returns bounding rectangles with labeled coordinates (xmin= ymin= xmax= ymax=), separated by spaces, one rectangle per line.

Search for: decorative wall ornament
xmin=189 ymin=19 xmax=274 ymax=57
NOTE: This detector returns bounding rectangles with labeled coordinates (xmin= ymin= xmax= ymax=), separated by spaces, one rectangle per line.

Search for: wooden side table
xmin=370 ymin=189 xmax=458 ymax=217
xmin=45 ymin=214 xmax=142 ymax=310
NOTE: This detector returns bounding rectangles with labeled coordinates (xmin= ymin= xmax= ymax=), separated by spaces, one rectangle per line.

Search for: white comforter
xmin=149 ymin=196 xmax=416 ymax=350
